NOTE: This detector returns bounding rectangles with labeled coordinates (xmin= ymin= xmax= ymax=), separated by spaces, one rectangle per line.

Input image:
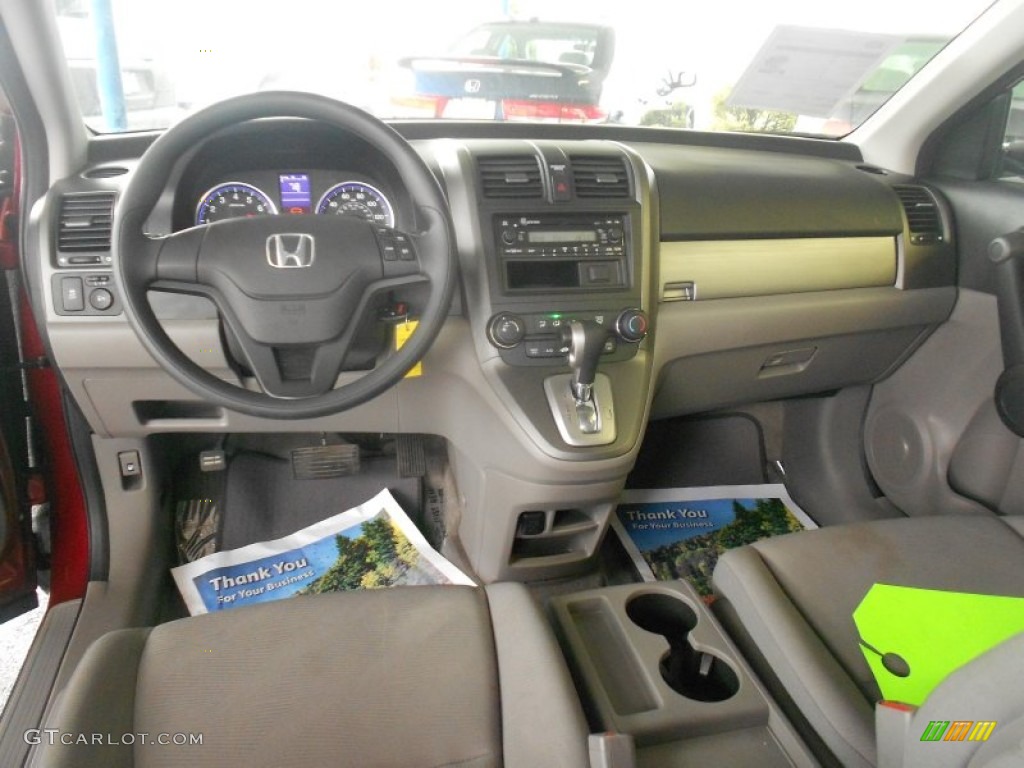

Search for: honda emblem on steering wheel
xmin=266 ymin=233 xmax=316 ymax=268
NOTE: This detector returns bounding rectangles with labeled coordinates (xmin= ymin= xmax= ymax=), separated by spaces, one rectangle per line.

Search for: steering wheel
xmin=114 ymin=92 xmax=456 ymax=419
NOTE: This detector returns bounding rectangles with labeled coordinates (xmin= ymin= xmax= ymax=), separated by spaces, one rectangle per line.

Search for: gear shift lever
xmin=562 ymin=320 xmax=609 ymax=403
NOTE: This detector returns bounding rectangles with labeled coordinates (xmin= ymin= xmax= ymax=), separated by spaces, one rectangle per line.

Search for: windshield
xmin=55 ymin=0 xmax=993 ymax=137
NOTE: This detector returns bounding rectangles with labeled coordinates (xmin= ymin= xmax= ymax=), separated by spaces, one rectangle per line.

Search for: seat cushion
xmin=41 ymin=587 xmax=508 ymax=768
xmin=712 ymin=515 xmax=1024 ymax=767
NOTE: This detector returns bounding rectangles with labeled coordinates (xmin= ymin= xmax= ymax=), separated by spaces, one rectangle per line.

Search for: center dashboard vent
xmin=479 ymin=155 xmax=543 ymax=199
xmin=56 ymin=192 xmax=115 ymax=264
xmin=570 ymin=154 xmax=630 ymax=198
xmin=893 ymin=185 xmax=944 ymax=245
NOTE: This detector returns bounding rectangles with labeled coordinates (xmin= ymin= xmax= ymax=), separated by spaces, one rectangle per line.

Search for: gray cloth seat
xmin=34 ymin=583 xmax=590 ymax=768
xmin=711 ymin=515 xmax=1024 ymax=768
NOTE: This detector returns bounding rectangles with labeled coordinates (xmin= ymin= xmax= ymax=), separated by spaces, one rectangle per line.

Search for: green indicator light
xmin=550 ymin=313 xmax=562 ymax=319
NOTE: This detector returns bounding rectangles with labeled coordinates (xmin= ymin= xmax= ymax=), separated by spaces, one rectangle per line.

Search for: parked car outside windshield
xmin=56 ymin=0 xmax=994 ymax=137
xmin=390 ymin=21 xmax=615 ymax=122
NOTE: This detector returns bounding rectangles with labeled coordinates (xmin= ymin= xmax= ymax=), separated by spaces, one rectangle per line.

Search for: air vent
xmin=83 ymin=166 xmax=128 ymax=179
xmin=893 ymin=185 xmax=944 ymax=245
xmin=57 ymin=192 xmax=114 ymax=259
xmin=479 ymin=155 xmax=543 ymax=199
xmin=570 ymin=155 xmax=630 ymax=198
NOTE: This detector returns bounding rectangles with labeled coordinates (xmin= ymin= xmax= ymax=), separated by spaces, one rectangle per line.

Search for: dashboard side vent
xmin=57 ymin=192 xmax=115 ymax=255
xmin=570 ymin=155 xmax=630 ymax=198
xmin=893 ymin=185 xmax=944 ymax=245
xmin=478 ymin=156 xmax=543 ymax=199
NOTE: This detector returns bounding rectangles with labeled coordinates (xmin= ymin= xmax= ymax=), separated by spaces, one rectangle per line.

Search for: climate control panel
xmin=487 ymin=308 xmax=647 ymax=366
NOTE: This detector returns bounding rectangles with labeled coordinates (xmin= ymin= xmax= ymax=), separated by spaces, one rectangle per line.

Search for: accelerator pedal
xmin=396 ymin=434 xmax=427 ymax=478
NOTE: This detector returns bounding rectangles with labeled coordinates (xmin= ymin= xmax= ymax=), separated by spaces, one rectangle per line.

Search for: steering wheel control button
xmin=88 ymin=288 xmax=114 ymax=311
xmin=375 ymin=227 xmax=417 ymax=264
xmin=488 ymin=313 xmax=526 ymax=348
xmin=394 ymin=234 xmax=416 ymax=261
xmin=61 ymin=277 xmax=85 ymax=311
xmin=616 ymin=308 xmax=648 ymax=343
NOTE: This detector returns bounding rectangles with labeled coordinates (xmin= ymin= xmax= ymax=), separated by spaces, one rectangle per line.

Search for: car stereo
xmin=495 ymin=214 xmax=629 ymax=292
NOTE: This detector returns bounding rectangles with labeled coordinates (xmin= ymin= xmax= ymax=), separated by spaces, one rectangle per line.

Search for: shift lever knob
xmin=562 ymin=320 xmax=609 ymax=402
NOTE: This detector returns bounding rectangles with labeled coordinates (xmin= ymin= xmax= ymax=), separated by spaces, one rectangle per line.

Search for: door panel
xmin=0 ymin=107 xmax=37 ymax=622
xmin=863 ymin=77 xmax=1024 ymax=517
xmin=0 ymin=426 xmax=35 ymax=623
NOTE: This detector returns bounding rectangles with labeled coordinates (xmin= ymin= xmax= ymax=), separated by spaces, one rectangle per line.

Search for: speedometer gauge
xmin=316 ymin=181 xmax=394 ymax=227
xmin=196 ymin=182 xmax=277 ymax=225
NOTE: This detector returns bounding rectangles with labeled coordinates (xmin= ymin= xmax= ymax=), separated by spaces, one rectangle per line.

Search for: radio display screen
xmin=527 ymin=230 xmax=598 ymax=244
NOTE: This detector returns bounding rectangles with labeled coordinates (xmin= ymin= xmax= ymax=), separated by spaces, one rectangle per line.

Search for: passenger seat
xmin=712 ymin=515 xmax=1024 ymax=767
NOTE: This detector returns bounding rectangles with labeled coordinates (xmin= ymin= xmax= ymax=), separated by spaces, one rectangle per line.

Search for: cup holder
xmin=626 ymin=592 xmax=739 ymax=703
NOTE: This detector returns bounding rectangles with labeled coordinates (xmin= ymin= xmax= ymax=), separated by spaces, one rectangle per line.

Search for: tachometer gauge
xmin=195 ymin=182 xmax=277 ymax=225
xmin=316 ymin=181 xmax=395 ymax=227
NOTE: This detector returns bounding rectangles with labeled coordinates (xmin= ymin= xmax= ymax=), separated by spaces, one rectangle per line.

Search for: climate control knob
xmin=616 ymin=308 xmax=648 ymax=343
xmin=488 ymin=313 xmax=526 ymax=348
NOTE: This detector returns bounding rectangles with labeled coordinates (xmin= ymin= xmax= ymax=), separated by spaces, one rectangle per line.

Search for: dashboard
xmin=30 ymin=117 xmax=958 ymax=581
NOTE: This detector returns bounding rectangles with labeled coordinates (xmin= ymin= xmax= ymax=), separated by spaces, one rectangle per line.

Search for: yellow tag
xmin=394 ymin=319 xmax=422 ymax=378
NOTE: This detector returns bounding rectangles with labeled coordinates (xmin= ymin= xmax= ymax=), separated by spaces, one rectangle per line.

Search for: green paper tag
xmin=853 ymin=584 xmax=1024 ymax=707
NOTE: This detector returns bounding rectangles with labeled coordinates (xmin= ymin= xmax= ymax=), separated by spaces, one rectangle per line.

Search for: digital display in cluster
xmin=279 ymin=173 xmax=311 ymax=215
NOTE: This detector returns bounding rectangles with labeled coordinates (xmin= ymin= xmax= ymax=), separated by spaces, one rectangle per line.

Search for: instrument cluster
xmin=194 ymin=173 xmax=395 ymax=228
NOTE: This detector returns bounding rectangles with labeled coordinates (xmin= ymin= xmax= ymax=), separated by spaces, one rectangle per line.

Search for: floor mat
xmin=611 ymin=484 xmax=815 ymax=598
xmin=173 ymin=488 xmax=473 ymax=615
xmin=220 ymin=451 xmax=421 ymax=551
xmin=628 ymin=414 xmax=767 ymax=489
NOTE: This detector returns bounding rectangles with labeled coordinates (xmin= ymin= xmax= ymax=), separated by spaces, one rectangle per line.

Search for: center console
xmin=429 ymin=139 xmax=656 ymax=582
xmin=551 ymin=581 xmax=816 ymax=766
xmin=464 ymin=145 xmax=652 ymax=453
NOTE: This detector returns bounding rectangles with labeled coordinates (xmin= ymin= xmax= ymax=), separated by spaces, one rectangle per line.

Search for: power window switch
xmin=61 ymin=277 xmax=85 ymax=311
xmin=118 ymin=450 xmax=142 ymax=478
